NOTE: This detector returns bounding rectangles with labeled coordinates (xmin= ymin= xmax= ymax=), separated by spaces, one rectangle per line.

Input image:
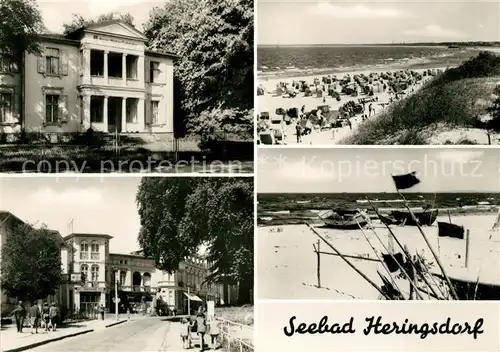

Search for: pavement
xmin=0 ymin=317 xmax=127 ymax=352
xmin=11 ymin=317 xmax=187 ymax=352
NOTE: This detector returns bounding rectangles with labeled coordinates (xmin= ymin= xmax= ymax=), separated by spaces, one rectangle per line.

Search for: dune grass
xmin=342 ymin=51 xmax=500 ymax=145
xmin=215 ymin=305 xmax=254 ymax=326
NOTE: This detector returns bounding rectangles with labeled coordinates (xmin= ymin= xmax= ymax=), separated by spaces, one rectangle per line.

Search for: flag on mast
xmin=391 ymin=172 xmax=420 ymax=190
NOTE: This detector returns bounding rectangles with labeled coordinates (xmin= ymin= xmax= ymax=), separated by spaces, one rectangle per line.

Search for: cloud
xmin=27 ymin=187 xmax=104 ymax=207
xmin=310 ymin=3 xmax=413 ymax=19
xmin=435 ymin=151 xmax=484 ymax=164
xmin=403 ymin=24 xmax=464 ymax=38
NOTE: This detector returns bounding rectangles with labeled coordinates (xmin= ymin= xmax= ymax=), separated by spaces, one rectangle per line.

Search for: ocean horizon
xmin=257 ymin=45 xmax=481 ymax=79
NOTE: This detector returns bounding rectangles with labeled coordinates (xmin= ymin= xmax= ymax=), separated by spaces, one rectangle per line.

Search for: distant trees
xmin=136 ymin=177 xmax=254 ymax=305
xmin=143 ymin=0 xmax=253 ymax=140
xmin=63 ymin=12 xmax=135 ymax=34
xmin=1 ymin=223 xmax=63 ymax=302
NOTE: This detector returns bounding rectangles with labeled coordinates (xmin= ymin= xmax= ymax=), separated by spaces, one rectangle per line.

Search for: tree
xmin=63 ymin=12 xmax=135 ymax=35
xmin=0 ymin=0 xmax=45 ymax=57
xmin=143 ymin=0 xmax=253 ymax=138
xmin=1 ymin=223 xmax=63 ymax=302
xmin=136 ymin=177 xmax=254 ymax=305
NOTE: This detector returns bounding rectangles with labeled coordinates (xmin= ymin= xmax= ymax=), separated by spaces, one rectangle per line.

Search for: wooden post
xmin=465 ymin=229 xmax=470 ymax=268
xmin=315 ymin=240 xmax=321 ymax=288
xmin=447 ymin=210 xmax=452 ymax=223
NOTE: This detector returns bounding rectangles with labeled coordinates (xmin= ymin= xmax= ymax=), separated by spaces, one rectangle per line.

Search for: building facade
xmin=1 ymin=211 xmax=239 ymax=318
xmin=0 ymin=20 xmax=175 ymax=136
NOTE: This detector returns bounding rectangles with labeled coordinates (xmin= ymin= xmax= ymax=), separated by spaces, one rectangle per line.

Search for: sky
xmin=257 ymin=148 xmax=500 ymax=193
xmin=38 ymin=0 xmax=165 ymax=33
xmin=1 ymin=176 xmax=143 ymax=254
xmin=257 ymin=0 xmax=500 ymax=45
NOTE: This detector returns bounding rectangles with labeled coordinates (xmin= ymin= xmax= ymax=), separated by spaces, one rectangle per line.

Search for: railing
xmin=216 ymin=317 xmax=253 ymax=352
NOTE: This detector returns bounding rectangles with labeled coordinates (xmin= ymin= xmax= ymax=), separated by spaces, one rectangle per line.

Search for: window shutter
xmin=59 ymin=95 xmax=68 ymax=122
xmin=37 ymin=49 xmax=46 ymax=74
xmin=144 ymin=99 xmax=149 ymax=124
xmin=10 ymin=93 xmax=19 ymax=123
xmin=61 ymin=49 xmax=68 ymax=75
xmin=144 ymin=59 xmax=150 ymax=83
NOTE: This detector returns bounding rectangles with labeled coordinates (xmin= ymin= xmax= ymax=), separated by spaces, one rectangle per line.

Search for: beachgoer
xmin=49 ymin=303 xmax=59 ymax=332
xmin=368 ymin=104 xmax=372 ymax=116
xmin=29 ymin=302 xmax=40 ymax=334
xmin=322 ymin=97 xmax=326 ymax=103
xmin=196 ymin=311 xmax=207 ymax=351
xmin=180 ymin=318 xmax=190 ymax=349
xmin=11 ymin=301 xmax=26 ymax=333
xmin=127 ymin=307 xmax=131 ymax=320
xmin=207 ymin=316 xmax=220 ymax=350
xmin=295 ymin=123 xmax=302 ymax=143
xmin=42 ymin=302 xmax=50 ymax=331
xmin=331 ymin=128 xmax=335 ymax=140
xmin=100 ymin=304 xmax=105 ymax=320
xmin=347 ymin=118 xmax=352 ymax=130
xmin=300 ymin=105 xmax=305 ymax=113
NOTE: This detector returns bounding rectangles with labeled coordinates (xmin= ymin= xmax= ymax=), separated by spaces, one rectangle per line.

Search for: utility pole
xmin=115 ymin=273 xmax=119 ymax=321
xmin=187 ymin=286 xmax=190 ymax=316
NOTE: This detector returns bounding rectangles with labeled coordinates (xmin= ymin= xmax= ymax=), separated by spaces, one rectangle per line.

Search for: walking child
xmin=180 ymin=318 xmax=190 ymax=349
xmin=29 ymin=302 xmax=41 ymax=334
xmin=49 ymin=303 xmax=59 ymax=332
xmin=42 ymin=302 xmax=50 ymax=331
xmin=207 ymin=316 xmax=220 ymax=350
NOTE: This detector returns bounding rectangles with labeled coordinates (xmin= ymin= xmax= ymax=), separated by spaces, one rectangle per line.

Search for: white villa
xmin=0 ymin=20 xmax=176 ymax=135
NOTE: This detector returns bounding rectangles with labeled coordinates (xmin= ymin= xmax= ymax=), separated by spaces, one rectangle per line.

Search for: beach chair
xmin=259 ymin=132 xmax=275 ymax=145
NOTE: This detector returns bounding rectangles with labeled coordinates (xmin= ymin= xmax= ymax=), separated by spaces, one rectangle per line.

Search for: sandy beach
xmin=257 ymin=67 xmax=440 ymax=145
xmin=257 ymin=213 xmax=500 ymax=299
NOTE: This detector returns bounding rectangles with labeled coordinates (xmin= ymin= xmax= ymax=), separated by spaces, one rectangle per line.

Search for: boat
xmin=378 ymin=213 xmax=401 ymax=226
xmin=391 ymin=209 xmax=438 ymax=226
xmin=430 ymin=266 xmax=500 ymax=300
xmin=437 ymin=221 xmax=464 ymax=239
xmin=320 ymin=211 xmax=368 ymax=230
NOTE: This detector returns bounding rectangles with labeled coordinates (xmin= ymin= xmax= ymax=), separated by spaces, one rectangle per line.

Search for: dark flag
xmin=438 ymin=222 xmax=464 ymax=239
xmin=392 ymin=172 xmax=420 ymax=190
xmin=382 ymin=252 xmax=405 ymax=273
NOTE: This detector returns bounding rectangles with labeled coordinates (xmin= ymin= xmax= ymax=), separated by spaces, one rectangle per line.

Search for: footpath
xmin=0 ymin=315 xmax=127 ymax=352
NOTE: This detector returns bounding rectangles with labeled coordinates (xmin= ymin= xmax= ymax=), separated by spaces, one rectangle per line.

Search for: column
xmin=122 ymin=54 xmax=127 ymax=85
xmin=82 ymin=49 xmax=91 ymax=84
xmin=127 ymin=271 xmax=133 ymax=287
xmin=74 ymin=291 xmax=81 ymax=313
xmin=137 ymin=98 xmax=145 ymax=131
xmin=104 ymin=51 xmax=109 ymax=80
xmin=138 ymin=55 xmax=145 ymax=84
xmin=82 ymin=94 xmax=91 ymax=130
xmin=103 ymin=96 xmax=108 ymax=132
xmin=117 ymin=270 xmax=121 ymax=285
xmin=122 ymin=97 xmax=127 ymax=133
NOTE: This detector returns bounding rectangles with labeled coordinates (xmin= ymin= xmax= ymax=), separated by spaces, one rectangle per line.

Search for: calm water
xmin=257 ymin=45 xmax=479 ymax=79
xmin=258 ymin=192 xmax=500 ymax=225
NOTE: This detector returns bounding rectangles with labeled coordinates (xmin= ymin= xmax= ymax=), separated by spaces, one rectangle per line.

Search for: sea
xmin=258 ymin=192 xmax=500 ymax=226
xmin=257 ymin=45 xmax=482 ymax=80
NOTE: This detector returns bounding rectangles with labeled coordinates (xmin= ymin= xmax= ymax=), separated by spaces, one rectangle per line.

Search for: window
xmin=0 ymin=93 xmax=12 ymax=123
xmin=151 ymin=101 xmax=159 ymax=125
xmin=45 ymin=48 xmax=60 ymax=75
xmin=149 ymin=61 xmax=160 ymax=83
xmin=91 ymin=241 xmax=99 ymax=260
xmin=80 ymin=241 xmax=89 ymax=260
xmin=45 ymin=95 xmax=59 ymax=124
xmin=81 ymin=264 xmax=89 ymax=281
xmin=91 ymin=265 xmax=99 ymax=281
xmin=0 ymin=55 xmax=18 ymax=73
xmin=120 ymin=271 xmax=126 ymax=285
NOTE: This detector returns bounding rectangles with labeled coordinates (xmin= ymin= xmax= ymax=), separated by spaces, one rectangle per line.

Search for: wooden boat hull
xmin=391 ymin=209 xmax=438 ymax=226
xmin=323 ymin=218 xmax=368 ymax=230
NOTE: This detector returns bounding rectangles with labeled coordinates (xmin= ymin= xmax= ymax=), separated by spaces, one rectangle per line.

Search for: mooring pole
xmin=465 ymin=229 xmax=470 ymax=268
xmin=316 ymin=240 xmax=321 ymax=288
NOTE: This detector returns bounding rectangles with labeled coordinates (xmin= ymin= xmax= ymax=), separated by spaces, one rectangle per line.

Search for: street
xmin=30 ymin=317 xmax=183 ymax=352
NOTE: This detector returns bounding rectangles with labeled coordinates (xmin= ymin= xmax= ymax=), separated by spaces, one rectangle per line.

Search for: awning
xmin=183 ymin=292 xmax=203 ymax=302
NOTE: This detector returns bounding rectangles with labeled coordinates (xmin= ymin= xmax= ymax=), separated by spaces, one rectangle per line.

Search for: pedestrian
xmin=368 ymin=103 xmax=372 ymax=116
xmin=295 ymin=123 xmax=302 ymax=143
xmin=11 ymin=301 xmax=26 ymax=333
xmin=127 ymin=307 xmax=131 ymax=320
xmin=29 ymin=302 xmax=40 ymax=334
xmin=42 ymin=302 xmax=50 ymax=331
xmin=207 ymin=316 xmax=220 ymax=350
xmin=180 ymin=318 xmax=190 ymax=349
xmin=196 ymin=310 xmax=207 ymax=351
xmin=100 ymin=304 xmax=105 ymax=320
xmin=49 ymin=302 xmax=59 ymax=332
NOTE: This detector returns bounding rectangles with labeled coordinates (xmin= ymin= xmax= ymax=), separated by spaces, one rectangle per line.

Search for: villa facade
xmin=0 ymin=20 xmax=175 ymax=135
